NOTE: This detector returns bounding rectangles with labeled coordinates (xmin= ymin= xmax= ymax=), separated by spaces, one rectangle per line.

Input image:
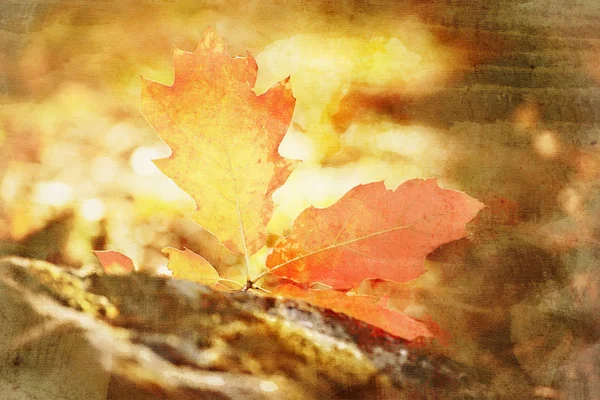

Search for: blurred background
xmin=1 ymin=0 xmax=600 ymax=398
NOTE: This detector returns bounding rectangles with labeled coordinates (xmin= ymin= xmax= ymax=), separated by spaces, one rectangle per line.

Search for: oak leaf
xmin=266 ymin=179 xmax=484 ymax=289
xmin=141 ymin=28 xmax=296 ymax=255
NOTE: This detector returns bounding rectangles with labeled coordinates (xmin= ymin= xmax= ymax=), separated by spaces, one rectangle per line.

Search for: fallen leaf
xmin=272 ymin=284 xmax=431 ymax=341
xmin=267 ymin=179 xmax=484 ymax=289
xmin=162 ymin=247 xmax=221 ymax=286
xmin=94 ymin=250 xmax=135 ymax=274
xmin=141 ymin=28 xmax=296 ymax=255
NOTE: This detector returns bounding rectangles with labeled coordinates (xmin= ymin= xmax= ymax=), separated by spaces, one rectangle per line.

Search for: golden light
xmin=202 ymin=375 xmax=225 ymax=386
xmin=533 ymin=131 xmax=561 ymax=158
xmin=558 ymin=187 xmax=582 ymax=217
xmin=342 ymin=123 xmax=444 ymax=159
xmin=91 ymin=156 xmax=118 ymax=184
xmin=259 ymin=380 xmax=279 ymax=393
xmin=0 ymin=173 xmax=20 ymax=204
xmin=33 ymin=181 xmax=73 ymax=207
xmin=155 ymin=263 xmax=173 ymax=277
xmin=80 ymin=198 xmax=106 ymax=222
xmin=278 ymin=128 xmax=317 ymax=161
xmin=255 ymin=33 xmax=451 ymax=162
xmin=130 ymin=145 xmax=167 ymax=176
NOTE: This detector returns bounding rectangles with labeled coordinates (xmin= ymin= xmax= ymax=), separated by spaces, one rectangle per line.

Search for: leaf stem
xmin=213 ymin=282 xmax=236 ymax=291
xmin=218 ymin=278 xmax=244 ymax=288
xmin=241 ymin=280 xmax=253 ymax=292
xmin=250 ymin=246 xmax=330 ymax=285
xmin=236 ymin=198 xmax=252 ymax=282
xmin=252 ymin=285 xmax=271 ymax=294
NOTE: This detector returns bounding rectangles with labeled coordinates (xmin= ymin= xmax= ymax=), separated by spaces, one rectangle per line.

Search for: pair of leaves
xmin=97 ymin=29 xmax=483 ymax=340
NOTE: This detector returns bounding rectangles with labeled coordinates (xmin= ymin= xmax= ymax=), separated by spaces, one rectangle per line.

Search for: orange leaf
xmin=94 ymin=250 xmax=135 ymax=274
xmin=272 ymin=285 xmax=431 ymax=341
xmin=163 ymin=247 xmax=220 ymax=286
xmin=267 ymin=179 xmax=484 ymax=289
xmin=141 ymin=28 xmax=296 ymax=255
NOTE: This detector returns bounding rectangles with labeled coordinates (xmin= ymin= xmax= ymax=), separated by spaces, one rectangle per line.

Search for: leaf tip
xmin=173 ymin=46 xmax=186 ymax=56
xmin=197 ymin=27 xmax=227 ymax=54
xmin=280 ymin=75 xmax=293 ymax=91
xmin=161 ymin=246 xmax=176 ymax=257
xmin=94 ymin=250 xmax=135 ymax=274
xmin=139 ymin=74 xmax=151 ymax=89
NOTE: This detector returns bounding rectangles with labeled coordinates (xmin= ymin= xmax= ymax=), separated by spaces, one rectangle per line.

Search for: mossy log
xmin=0 ymin=257 xmax=488 ymax=399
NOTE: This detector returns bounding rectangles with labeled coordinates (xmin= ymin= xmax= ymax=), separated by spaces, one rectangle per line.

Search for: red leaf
xmin=272 ymin=284 xmax=432 ymax=341
xmin=267 ymin=179 xmax=484 ymax=289
xmin=94 ymin=250 xmax=135 ymax=274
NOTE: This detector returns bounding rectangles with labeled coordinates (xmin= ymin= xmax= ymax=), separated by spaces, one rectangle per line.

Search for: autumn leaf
xmin=94 ymin=250 xmax=135 ymax=274
xmin=266 ymin=179 xmax=484 ymax=289
xmin=141 ymin=28 xmax=296 ymax=257
xmin=272 ymin=284 xmax=432 ymax=341
xmin=162 ymin=247 xmax=221 ymax=286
